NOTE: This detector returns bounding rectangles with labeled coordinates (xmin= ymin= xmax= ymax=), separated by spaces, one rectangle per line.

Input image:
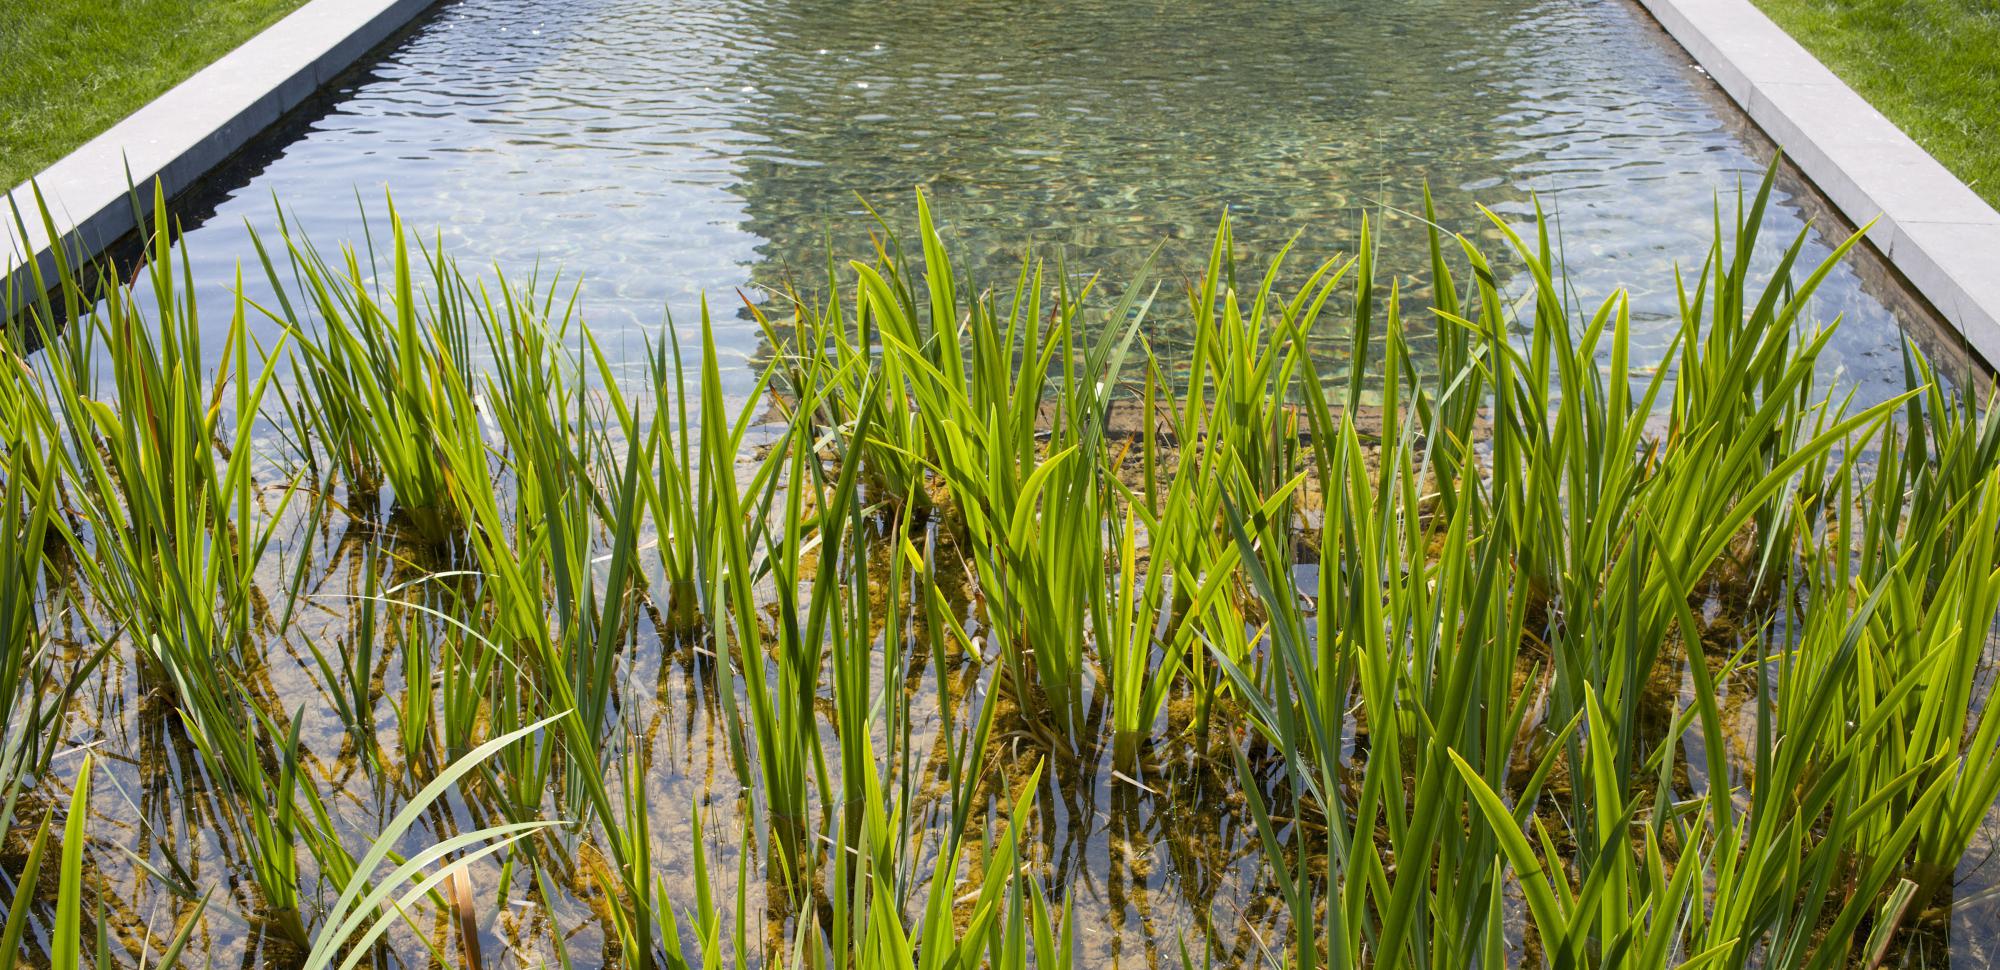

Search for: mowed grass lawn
xmin=1 ymin=0 xmax=307 ymax=191
xmin=1753 ymin=0 xmax=2000 ymax=208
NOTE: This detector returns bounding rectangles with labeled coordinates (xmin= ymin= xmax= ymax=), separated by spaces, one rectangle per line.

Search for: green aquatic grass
xmin=0 ymin=0 xmax=308 ymax=191
xmin=1827 ymin=366 xmax=2000 ymax=910
xmin=1753 ymin=0 xmax=2000 ymax=208
xmin=4 ymin=161 xmax=2000 ymax=968
xmin=9 ymin=189 xmax=330 ymax=948
xmin=1213 ymin=167 xmax=1993 ymax=968
xmin=0 ymin=344 xmax=76 ymax=837
xmin=256 ymin=204 xmax=488 ymax=546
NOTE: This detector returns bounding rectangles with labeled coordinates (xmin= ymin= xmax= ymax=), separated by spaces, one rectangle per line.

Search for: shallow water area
xmin=161 ymin=0 xmax=1968 ymax=402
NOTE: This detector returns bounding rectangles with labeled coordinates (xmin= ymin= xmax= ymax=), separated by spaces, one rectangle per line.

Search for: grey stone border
xmin=1635 ymin=0 xmax=2000 ymax=368
xmin=3 ymin=0 xmax=438 ymax=301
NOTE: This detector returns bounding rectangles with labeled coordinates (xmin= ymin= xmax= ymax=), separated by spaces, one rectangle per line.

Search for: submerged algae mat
xmin=5 ymin=175 xmax=2000 ymax=970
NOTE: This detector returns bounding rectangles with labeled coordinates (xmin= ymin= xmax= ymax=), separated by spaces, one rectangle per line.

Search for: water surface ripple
xmin=176 ymin=0 xmax=1961 ymax=402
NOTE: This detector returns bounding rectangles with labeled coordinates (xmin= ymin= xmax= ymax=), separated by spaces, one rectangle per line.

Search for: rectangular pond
xmin=12 ymin=0 xmax=1999 ymax=968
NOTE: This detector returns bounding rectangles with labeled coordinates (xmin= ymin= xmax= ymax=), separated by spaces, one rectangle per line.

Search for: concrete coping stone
xmin=1635 ymin=0 xmax=2000 ymax=368
xmin=3 ymin=0 xmax=436 ymax=300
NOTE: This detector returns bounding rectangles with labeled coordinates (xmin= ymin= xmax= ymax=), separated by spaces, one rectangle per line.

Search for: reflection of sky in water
xmin=166 ymin=0 xmax=1962 ymax=406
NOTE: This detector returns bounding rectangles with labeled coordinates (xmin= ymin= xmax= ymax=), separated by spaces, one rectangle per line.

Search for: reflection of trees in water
xmin=716 ymin=0 xmax=1537 ymax=378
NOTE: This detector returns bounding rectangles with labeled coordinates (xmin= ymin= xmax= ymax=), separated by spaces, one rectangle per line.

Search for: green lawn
xmin=0 ymin=0 xmax=307 ymax=192
xmin=1753 ymin=0 xmax=2000 ymax=208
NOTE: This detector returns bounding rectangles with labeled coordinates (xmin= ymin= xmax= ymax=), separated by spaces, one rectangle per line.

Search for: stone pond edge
xmin=2 ymin=0 xmax=437 ymax=300
xmin=1635 ymin=0 xmax=2000 ymax=369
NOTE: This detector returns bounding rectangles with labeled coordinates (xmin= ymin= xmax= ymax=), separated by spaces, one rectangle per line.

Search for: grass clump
xmin=257 ymin=205 xmax=488 ymax=546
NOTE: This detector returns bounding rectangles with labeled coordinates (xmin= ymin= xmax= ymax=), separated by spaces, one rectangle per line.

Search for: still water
xmin=173 ymin=0 xmax=1964 ymax=401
